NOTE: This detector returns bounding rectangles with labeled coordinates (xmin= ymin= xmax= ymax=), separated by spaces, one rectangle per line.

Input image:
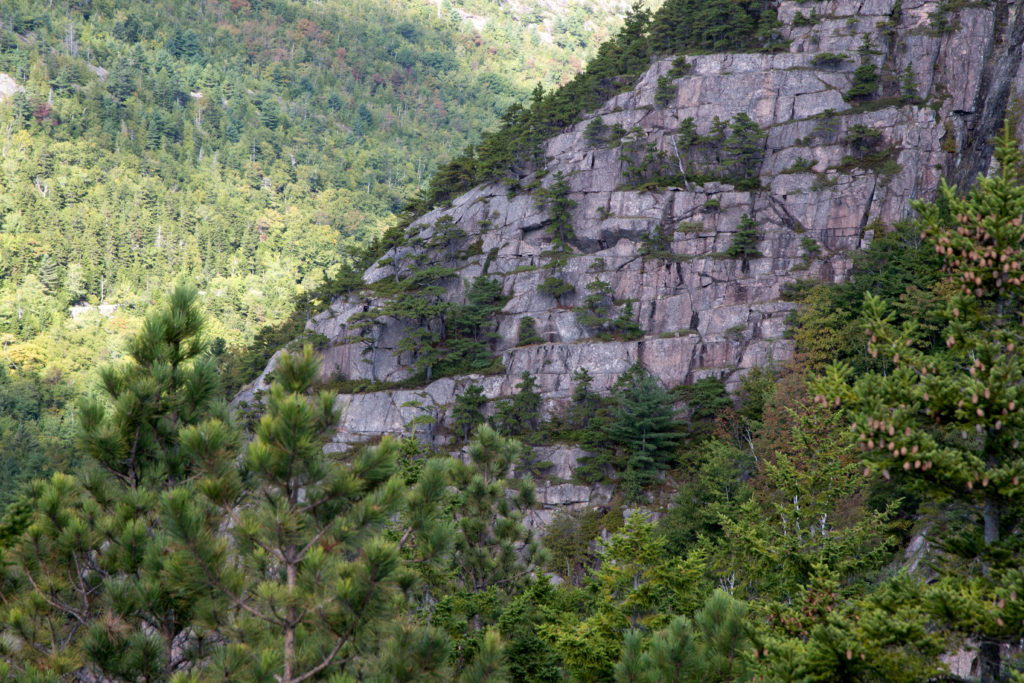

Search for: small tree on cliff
xmin=816 ymin=127 xmax=1024 ymax=683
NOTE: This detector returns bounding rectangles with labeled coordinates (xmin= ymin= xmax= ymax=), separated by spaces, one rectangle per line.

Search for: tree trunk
xmin=979 ymin=639 xmax=1001 ymax=683
xmin=284 ymin=559 xmax=297 ymax=683
xmin=983 ymin=495 xmax=1000 ymax=546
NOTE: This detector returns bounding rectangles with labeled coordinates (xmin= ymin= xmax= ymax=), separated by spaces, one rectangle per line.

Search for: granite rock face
xmin=239 ymin=0 xmax=1024 ymax=485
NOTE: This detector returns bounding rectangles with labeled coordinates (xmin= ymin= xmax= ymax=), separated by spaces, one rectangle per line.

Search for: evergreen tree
xmin=722 ymin=214 xmax=762 ymax=271
xmin=453 ymin=383 xmax=488 ymax=440
xmin=164 ymin=345 xmax=452 ymax=681
xmin=492 ymin=371 xmax=542 ymax=437
xmin=613 ymin=590 xmax=752 ymax=683
xmin=721 ymin=114 xmax=764 ymax=186
xmin=816 ymin=126 xmax=1024 ymax=682
xmin=605 ymin=364 xmax=681 ymax=500
xmin=0 ymin=286 xmax=228 ymax=680
xmin=537 ymin=172 xmax=577 ymax=251
xmin=434 ymin=425 xmax=542 ymax=671
xmin=538 ymin=275 xmax=574 ymax=306
xmin=544 ymin=514 xmax=706 ymax=682
xmin=517 ymin=316 xmax=544 ymax=346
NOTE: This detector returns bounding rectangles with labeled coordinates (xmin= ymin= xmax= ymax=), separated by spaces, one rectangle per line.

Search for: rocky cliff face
xmin=239 ymin=0 xmax=1024 ymax=513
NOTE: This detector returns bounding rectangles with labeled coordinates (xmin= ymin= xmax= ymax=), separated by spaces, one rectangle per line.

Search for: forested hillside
xmin=4 ymin=0 xmax=1024 ymax=679
xmin=0 ymin=0 xmax=635 ymax=503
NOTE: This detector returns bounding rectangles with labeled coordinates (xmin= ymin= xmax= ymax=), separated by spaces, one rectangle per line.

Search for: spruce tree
xmin=816 ymin=127 xmax=1024 ymax=682
xmin=492 ymin=371 xmax=542 ymax=437
xmin=517 ymin=316 xmax=544 ymax=346
xmin=453 ymin=383 xmax=488 ymax=441
xmin=537 ymin=171 xmax=577 ymax=251
xmin=722 ymin=214 xmax=762 ymax=272
xmin=605 ymin=364 xmax=681 ymax=500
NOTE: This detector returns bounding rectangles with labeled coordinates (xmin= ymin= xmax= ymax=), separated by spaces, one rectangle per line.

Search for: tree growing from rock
xmin=722 ymin=214 xmax=762 ymax=272
xmin=453 ymin=383 xmax=488 ymax=441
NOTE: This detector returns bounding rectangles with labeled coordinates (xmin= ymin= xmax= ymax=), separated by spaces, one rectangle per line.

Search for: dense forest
xmin=3 ymin=0 xmax=1024 ymax=680
xmin=0 ymin=0 xmax=636 ymax=503
xmin=2 ymin=136 xmax=1023 ymax=680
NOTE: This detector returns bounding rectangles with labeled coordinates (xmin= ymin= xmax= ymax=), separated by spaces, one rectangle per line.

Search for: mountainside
xmin=240 ymin=0 xmax=1024 ymax=512
xmin=0 ymin=0 xmax=634 ymax=505
xmin=7 ymin=2 xmax=1024 ymax=680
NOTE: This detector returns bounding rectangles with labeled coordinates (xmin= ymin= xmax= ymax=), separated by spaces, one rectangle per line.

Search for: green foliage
xmin=900 ymin=65 xmax=920 ymax=103
xmin=661 ymin=440 xmax=753 ymax=553
xmin=606 ymin=364 xmax=683 ymax=500
xmin=538 ymin=275 xmax=575 ymax=305
xmin=720 ymin=214 xmax=763 ymax=270
xmin=412 ymin=0 xmax=785 ymax=213
xmin=432 ymin=425 xmax=543 ymax=670
xmin=492 ymin=371 xmax=543 ymax=438
xmin=0 ymin=366 xmax=76 ymax=509
xmin=165 ymin=344 xmax=454 ymax=681
xmin=516 ymin=316 xmax=544 ymax=346
xmin=543 ymin=514 xmax=708 ymax=681
xmin=718 ymin=405 xmax=900 ymax=603
xmin=655 ymin=75 xmax=676 ymax=107
xmin=787 ymin=220 xmax=944 ymax=373
xmin=536 ymin=172 xmax=578 ymax=251
xmin=755 ymin=569 xmax=946 ymax=683
xmin=0 ymin=0 xmax=632 ymax=491
xmin=810 ymin=52 xmax=847 ymax=68
xmin=784 ymin=157 xmax=815 ymax=173
xmin=453 ymin=383 xmax=488 ymax=441
xmin=846 ymin=64 xmax=880 ymax=101
xmin=0 ymin=286 xmax=232 ymax=679
xmin=614 ymin=590 xmax=753 ymax=683
xmin=815 ymin=127 xmax=1024 ymax=681
xmin=574 ymin=281 xmax=645 ymax=341
xmin=544 ymin=505 xmax=623 ymax=586
xmin=585 ymin=116 xmax=610 ymax=146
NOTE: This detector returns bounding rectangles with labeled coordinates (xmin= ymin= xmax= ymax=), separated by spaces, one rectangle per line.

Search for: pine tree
xmin=438 ymin=425 xmax=542 ymax=670
xmin=0 ymin=286 xmax=228 ymax=680
xmin=164 ymin=345 xmax=452 ymax=681
xmin=816 ymin=126 xmax=1024 ymax=682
